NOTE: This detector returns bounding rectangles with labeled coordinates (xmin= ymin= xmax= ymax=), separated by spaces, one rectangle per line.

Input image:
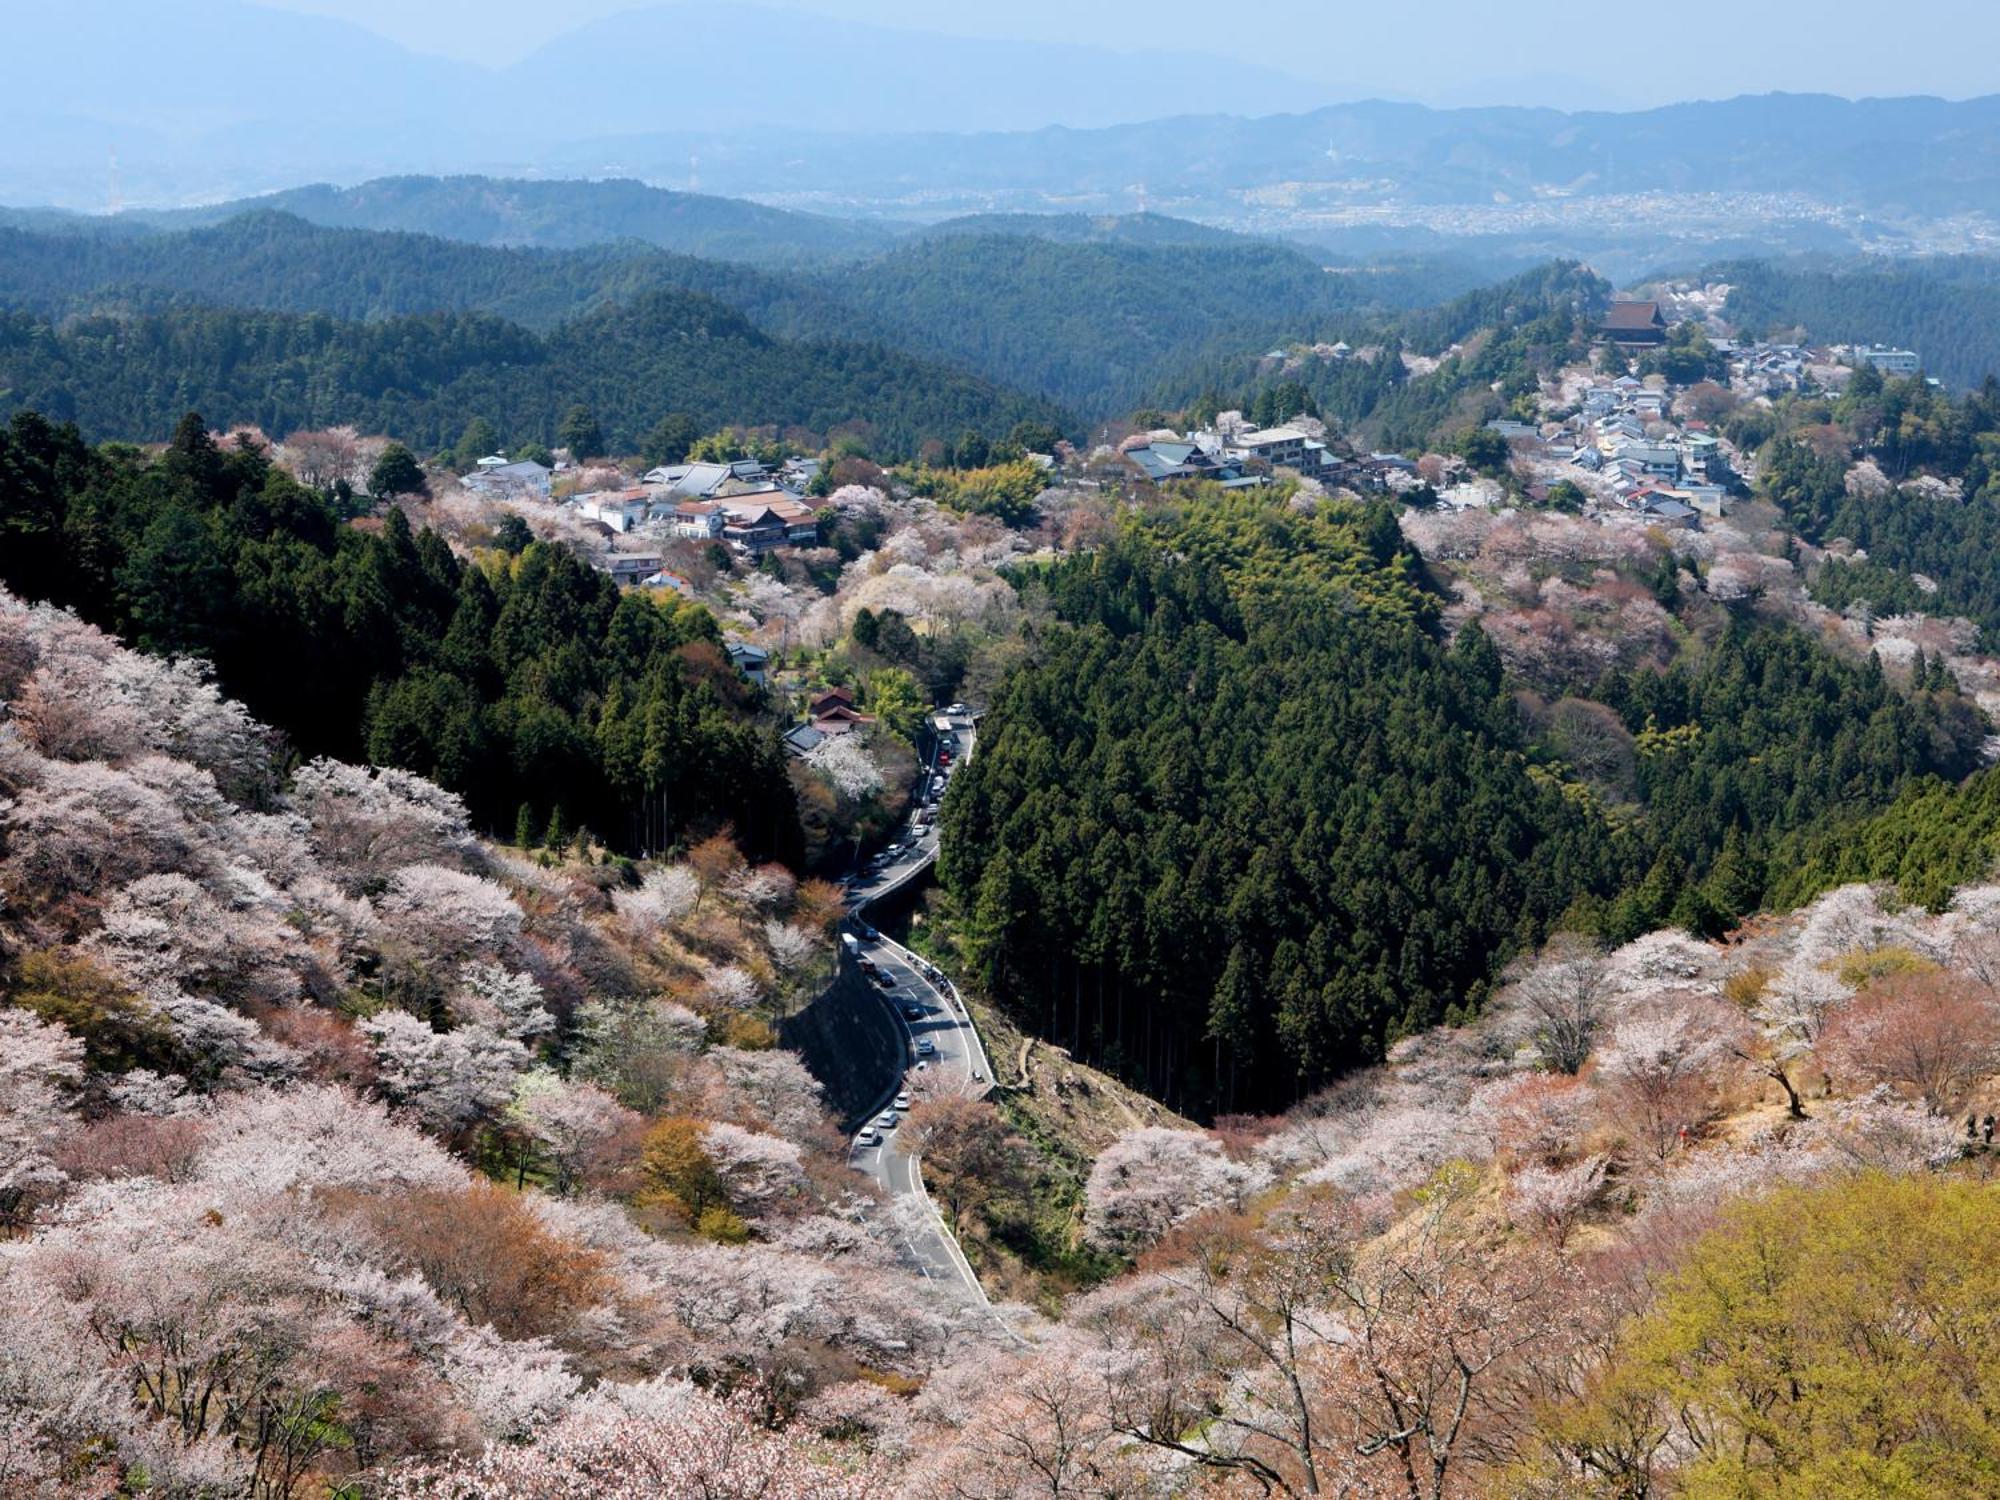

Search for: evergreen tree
xmin=369 ymin=443 xmax=427 ymax=498
xmin=558 ymin=405 xmax=604 ymax=459
xmin=493 ymin=513 xmax=534 ymax=556
xmin=641 ymin=412 xmax=699 ymax=468
xmin=451 ymin=417 xmax=500 ymax=471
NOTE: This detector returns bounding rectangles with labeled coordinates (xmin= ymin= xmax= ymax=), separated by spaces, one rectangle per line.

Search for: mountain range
xmin=0 ymin=205 xmax=1474 ymax=418
xmin=14 ymin=0 xmax=2000 ymax=241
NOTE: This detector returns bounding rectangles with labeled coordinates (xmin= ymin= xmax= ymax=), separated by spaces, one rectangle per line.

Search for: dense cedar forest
xmin=0 ymin=410 xmax=800 ymax=859
xmin=939 ymin=496 xmax=1984 ymax=1115
xmin=0 ymin=285 xmax=1067 ymax=456
xmin=1778 ymin=764 xmax=2000 ymax=914
xmin=809 ymin=234 xmax=1380 ymax=415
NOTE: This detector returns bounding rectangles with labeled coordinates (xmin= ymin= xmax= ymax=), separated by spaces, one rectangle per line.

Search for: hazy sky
xmin=257 ymin=0 xmax=2000 ymax=108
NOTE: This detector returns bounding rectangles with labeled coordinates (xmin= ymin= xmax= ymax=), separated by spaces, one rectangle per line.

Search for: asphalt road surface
xmin=839 ymin=720 xmax=999 ymax=1306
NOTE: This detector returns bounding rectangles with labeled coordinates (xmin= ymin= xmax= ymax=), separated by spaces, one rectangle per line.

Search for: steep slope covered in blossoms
xmin=0 ymin=588 xmax=969 ymax=1496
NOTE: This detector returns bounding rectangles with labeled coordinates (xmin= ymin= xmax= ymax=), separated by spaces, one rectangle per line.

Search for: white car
xmin=876 ymin=1110 xmax=898 ymax=1129
xmin=915 ymin=1038 xmax=937 ymax=1057
xmin=893 ymin=1091 xmax=912 ymax=1109
xmin=855 ymin=1126 xmax=881 ymax=1147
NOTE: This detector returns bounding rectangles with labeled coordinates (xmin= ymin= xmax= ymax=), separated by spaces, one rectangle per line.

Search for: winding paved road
xmin=838 ymin=719 xmax=1000 ymax=1307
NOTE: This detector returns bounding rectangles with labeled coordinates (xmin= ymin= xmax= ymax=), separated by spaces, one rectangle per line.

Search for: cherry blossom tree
xmin=703 ymin=1047 xmax=829 ymax=1145
xmin=1082 ymin=1126 xmax=1265 ymax=1256
xmin=508 ymin=1072 xmax=634 ymax=1196
xmin=1 ymin=757 xmax=199 ymax=900
xmin=452 ymin=963 xmax=553 ymax=1042
xmin=572 ymin=997 xmax=707 ymax=1114
xmin=906 ymin=1335 xmax=1135 ymax=1499
xmin=279 ymin=425 xmax=365 ymax=492
xmin=703 ymin=964 xmax=762 ymax=1011
xmin=148 ymin=984 xmax=299 ymax=1084
xmin=1735 ymin=962 xmax=1852 ymax=1119
xmin=385 ymin=862 xmax=523 ymax=954
xmin=1507 ymin=1154 xmax=1608 ymax=1249
xmin=1295 ymin=1099 xmax=1486 ymax=1204
xmin=0 ymin=1272 xmax=131 ymax=1495
xmin=1815 ymin=1086 xmax=1965 ymax=1171
xmin=381 ymin=1384 xmax=882 ymax=1499
xmin=612 ymin=865 xmax=700 ymax=938
xmin=762 ymin=919 xmax=819 ymax=976
xmin=805 ymin=734 xmax=884 ymax=800
xmin=0 ymin=1010 xmax=84 ymax=1227
xmin=361 ymin=1011 xmax=528 ymax=1138
xmin=726 ymin=863 xmax=795 ymax=911
xmin=1820 ymin=973 xmax=2000 ymax=1115
xmin=88 ymin=871 xmax=305 ymax=1007
xmin=289 ymin=760 xmax=475 ymax=889
xmin=1498 ymin=937 xmax=1611 ymax=1073
xmin=195 ymin=1084 xmax=466 ymax=1195
xmin=1474 ymin=1071 xmax=1594 ymax=1167
xmin=1594 ymin=996 xmax=1740 ymax=1159
xmin=702 ymin=1122 xmax=807 ymax=1214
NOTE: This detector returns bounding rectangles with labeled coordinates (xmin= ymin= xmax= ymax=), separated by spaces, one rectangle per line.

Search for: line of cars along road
xmin=845 ymin=707 xmax=970 ymax=1151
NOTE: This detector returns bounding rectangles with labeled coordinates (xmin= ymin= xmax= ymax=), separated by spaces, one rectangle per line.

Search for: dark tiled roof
xmin=1603 ymin=301 xmax=1666 ymax=330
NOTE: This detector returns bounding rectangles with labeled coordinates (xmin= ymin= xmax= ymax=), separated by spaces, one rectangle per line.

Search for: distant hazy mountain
xmin=0 ymin=0 xmax=1345 ymax=209
xmin=571 ymin=93 xmax=2000 ymax=218
xmin=134 ymin=177 xmax=896 ymax=264
xmin=12 ymin=3 xmax=2000 ymax=266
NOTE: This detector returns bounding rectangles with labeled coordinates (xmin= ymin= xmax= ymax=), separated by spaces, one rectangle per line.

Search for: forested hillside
xmin=0 ymin=213 xmax=785 ymax=331
xmin=142 ymin=173 xmax=897 ymax=263
xmin=1718 ymin=255 xmax=2000 ymax=390
xmin=0 ymin=211 xmax=1458 ymax=421
xmin=1156 ymin=261 xmax=1608 ymax=449
xmin=0 ymin=411 xmax=799 ymax=858
xmin=0 ymin=290 xmax=1065 ymax=454
xmin=940 ymin=494 xmax=1984 ymax=1114
xmin=1738 ymin=368 xmax=2000 ymax=645
xmin=812 ymin=234 xmax=1373 ymax=416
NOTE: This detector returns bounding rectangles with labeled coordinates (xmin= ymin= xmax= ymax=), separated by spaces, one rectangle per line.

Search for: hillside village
xmin=301 ymin=280 xmax=1975 ymax=818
